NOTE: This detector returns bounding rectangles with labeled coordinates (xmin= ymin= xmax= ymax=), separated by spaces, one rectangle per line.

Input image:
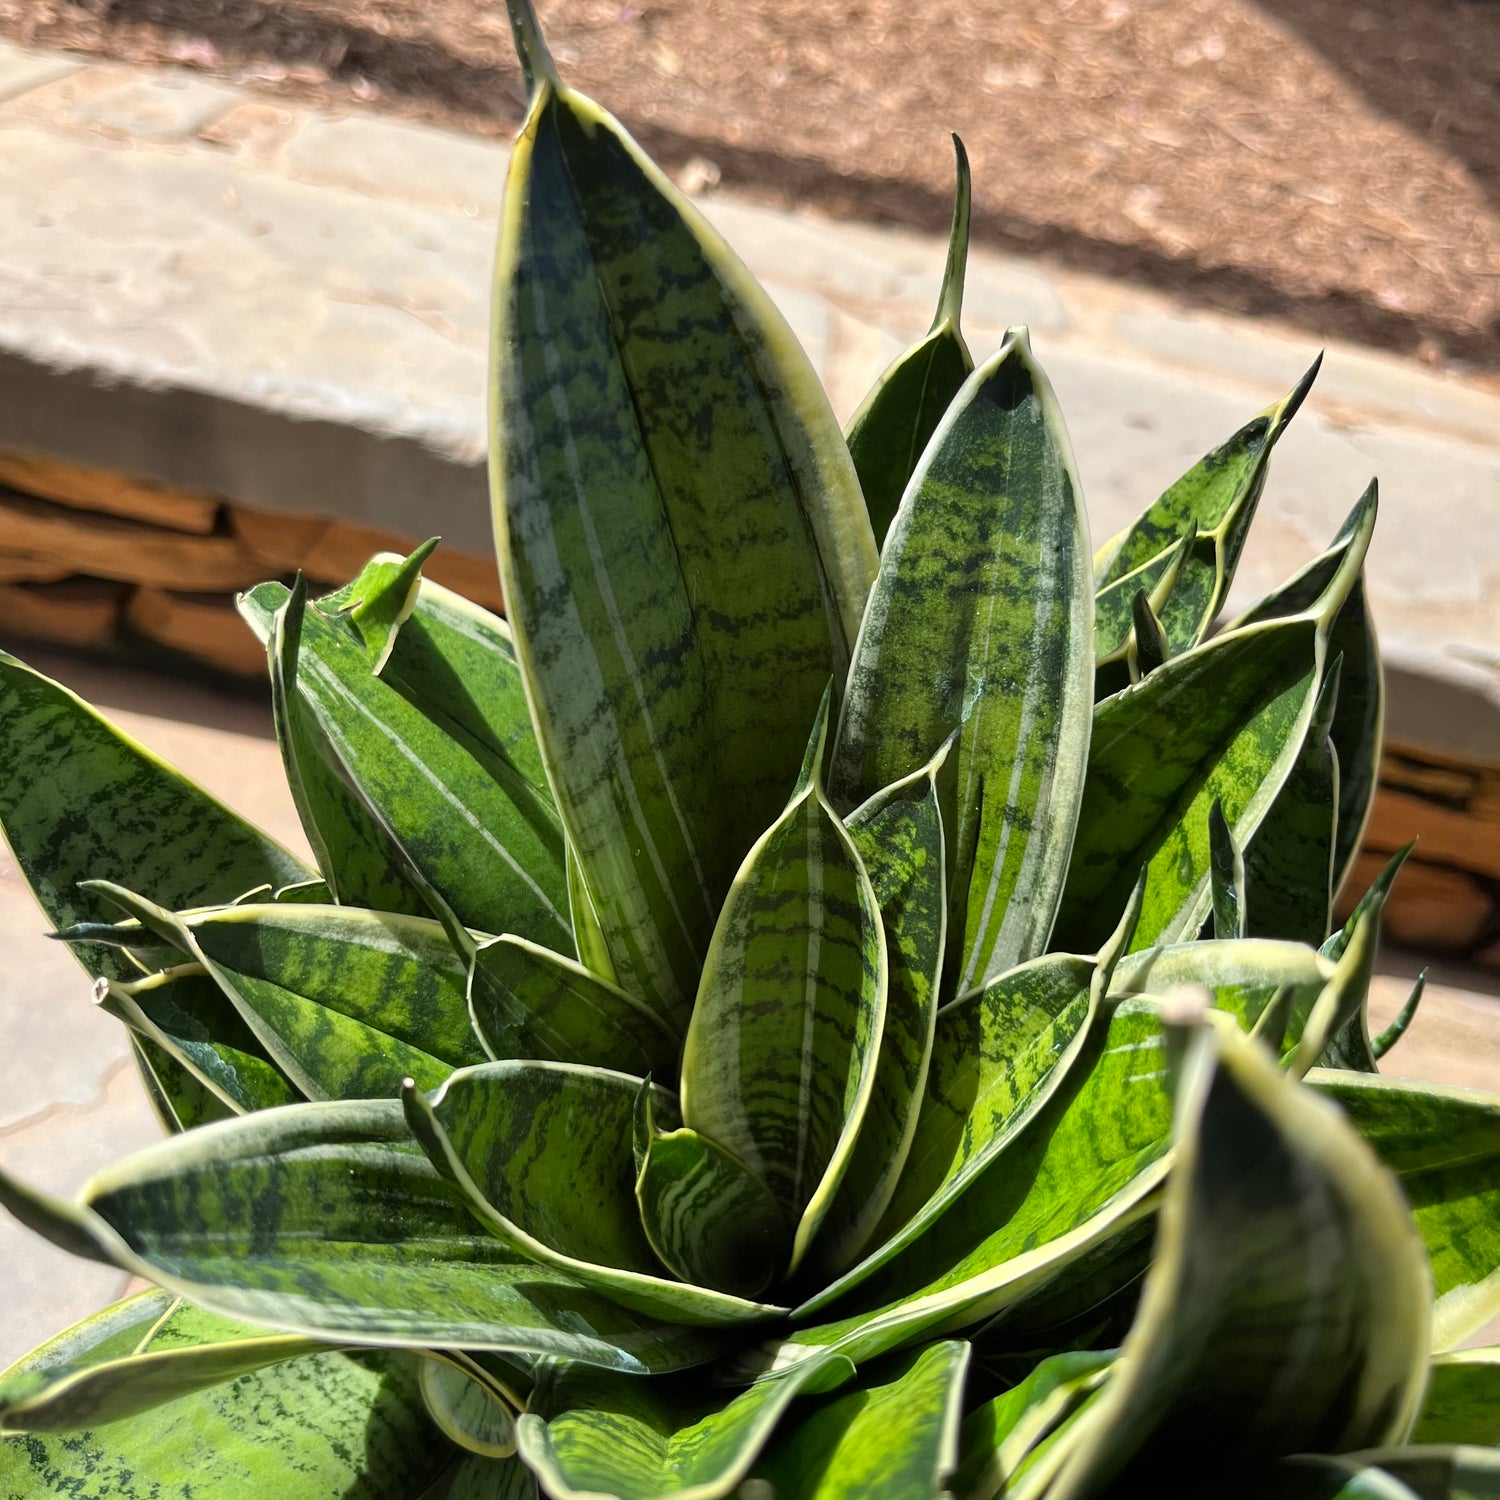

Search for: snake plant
xmin=2 ymin=5 xmax=1497 ymax=1497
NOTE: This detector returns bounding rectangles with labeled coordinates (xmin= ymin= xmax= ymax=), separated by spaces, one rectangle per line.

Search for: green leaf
xmin=268 ymin=577 xmax=431 ymax=916
xmin=1208 ymin=798 xmax=1247 ymax=940
xmin=1108 ymin=936 xmax=1333 ymax=1037
xmin=1094 ymin=528 xmax=1192 ymax=673
xmin=337 ymin=538 xmax=440 ymax=673
xmin=1374 ymin=971 xmax=1428 ymax=1061
xmin=1242 ymin=659 xmax=1340 ymax=945
xmin=1311 ymin=1072 xmax=1500 ymax=1351
xmin=279 ymin=583 xmax=572 ymax=949
xmin=680 ymin=701 xmax=885 ymax=1277
xmin=634 ymin=1084 xmax=788 ymax=1301
xmin=566 ymin=841 xmax=618 ymax=982
xmin=0 ymin=1290 xmax=323 ymax=1433
xmin=845 ymin=135 xmax=974 ymax=549
xmin=491 ymin=37 xmax=877 ymax=1030
xmin=1306 ymin=856 xmax=1400 ymax=1074
xmin=0 ymin=1099 xmax=718 ymax=1373
xmin=750 ymin=1340 xmax=971 ymax=1499
xmin=1046 ymin=1021 xmax=1430 ymax=1500
xmin=815 ymin=743 xmax=950 ymax=1275
xmin=98 ymin=965 xmax=299 ymax=1115
xmin=516 ymin=1350 xmax=850 ymax=1500
xmin=130 ymin=1034 xmax=235 ymax=1134
xmin=404 ymin=1061 xmax=777 ymax=1326
xmin=1055 ymin=484 xmax=1374 ymax=954
xmin=831 ymin=328 xmax=1094 ymax=993
xmin=1092 ymin=358 xmax=1320 ymax=653
xmin=0 ymin=649 xmax=311 ymax=988
xmin=1227 ymin=490 xmax=1383 ymax=895
xmin=468 ymin=935 xmax=679 ymax=1079
xmin=804 ymin=881 xmax=1143 ymax=1320
xmin=91 ymin=886 xmax=470 ymax=1102
xmin=420 ymin=1451 xmax=540 ymax=1499
xmin=1415 ymin=1349 xmax=1500 ymax=1447
xmin=953 ymin=1349 xmax=1115 ymax=1500
xmin=777 ymin=998 xmax=1179 ymax=1373
xmin=420 ymin=1355 xmax=519 ymax=1459
xmin=0 ymin=1350 xmax=450 ymax=1499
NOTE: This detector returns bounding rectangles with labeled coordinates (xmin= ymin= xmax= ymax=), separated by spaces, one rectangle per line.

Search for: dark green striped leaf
xmin=421 ymin=1451 xmax=540 ymax=1499
xmin=1092 ymin=358 xmax=1319 ymax=654
xmin=278 ymin=584 xmax=571 ymax=949
xmin=1311 ymin=1072 xmax=1500 ymax=1350
xmin=1414 ymin=1350 xmax=1500 ymax=1448
xmin=816 ymin=744 xmax=950 ymax=1275
xmin=832 ymin=328 xmax=1093 ymax=993
xmin=404 ymin=1061 xmax=777 ymax=1326
xmin=98 ymin=966 xmax=299 ymax=1114
xmin=0 ymin=1099 xmax=717 ymax=1372
xmin=804 ymin=882 xmax=1143 ymax=1321
xmin=1242 ymin=660 xmax=1340 ymax=945
xmin=634 ymin=1084 xmax=788 ymax=1301
xmin=490 ymin=19 xmax=876 ymax=1029
xmin=680 ymin=704 xmax=885 ymax=1276
xmin=1055 ymin=486 xmax=1374 ymax=955
xmin=469 ymin=935 xmax=678 ymax=1079
xmin=750 ymin=1339 xmax=971 ymax=1500
xmin=269 ymin=578 xmax=430 ymax=915
xmin=516 ymin=1351 xmax=849 ymax=1500
xmin=0 ymin=1289 xmax=322 ymax=1434
xmin=1046 ymin=1021 xmax=1430 ymax=1500
xmin=91 ymin=886 xmax=469 ymax=1101
xmin=953 ymin=1350 xmax=1115 ymax=1500
xmin=420 ymin=1355 xmax=519 ymax=1458
xmin=1311 ymin=853 xmax=1403 ymax=1073
xmin=0 ymin=1350 xmax=449 ymax=1499
xmin=0 ymin=650 xmax=311 ymax=987
xmin=776 ymin=999 xmax=1179 ymax=1373
xmin=1227 ymin=489 xmax=1383 ymax=895
xmin=845 ymin=135 xmax=974 ymax=549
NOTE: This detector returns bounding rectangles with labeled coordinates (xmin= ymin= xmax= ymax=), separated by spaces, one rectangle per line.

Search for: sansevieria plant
xmin=3 ymin=5 xmax=1499 ymax=1496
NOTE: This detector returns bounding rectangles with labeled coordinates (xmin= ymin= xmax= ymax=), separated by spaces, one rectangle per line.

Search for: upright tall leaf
xmin=680 ymin=705 xmax=887 ymax=1276
xmin=1046 ymin=1022 xmax=1430 ymax=1500
xmin=832 ymin=329 xmax=1093 ymax=993
xmin=490 ymin=7 xmax=877 ymax=1027
xmin=845 ymin=135 xmax=975 ymax=549
xmin=1055 ymin=485 xmax=1375 ymax=954
xmin=816 ymin=746 xmax=950 ymax=1274
xmin=1092 ymin=359 xmax=1319 ymax=653
xmin=1227 ymin=493 xmax=1383 ymax=895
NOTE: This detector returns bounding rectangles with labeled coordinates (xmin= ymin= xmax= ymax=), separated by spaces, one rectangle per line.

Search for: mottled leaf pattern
xmin=833 ymin=329 xmax=1093 ymax=993
xmin=1047 ymin=1023 xmax=1430 ymax=1500
xmin=815 ymin=748 xmax=949 ymax=1275
xmin=492 ymin=60 xmax=876 ymax=1028
xmin=0 ymin=1352 xmax=449 ymax=1500
xmin=680 ymin=709 xmax=886 ymax=1276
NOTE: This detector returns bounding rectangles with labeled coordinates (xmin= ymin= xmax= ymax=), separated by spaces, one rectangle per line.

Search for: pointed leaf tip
xmin=933 ymin=133 xmax=972 ymax=334
xmin=505 ymin=0 xmax=561 ymax=95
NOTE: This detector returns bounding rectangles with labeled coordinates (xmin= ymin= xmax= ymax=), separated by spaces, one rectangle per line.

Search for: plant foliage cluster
xmin=2 ymin=5 xmax=1498 ymax=1497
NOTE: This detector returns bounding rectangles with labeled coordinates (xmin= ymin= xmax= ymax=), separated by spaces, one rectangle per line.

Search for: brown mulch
xmin=6 ymin=0 xmax=1500 ymax=373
